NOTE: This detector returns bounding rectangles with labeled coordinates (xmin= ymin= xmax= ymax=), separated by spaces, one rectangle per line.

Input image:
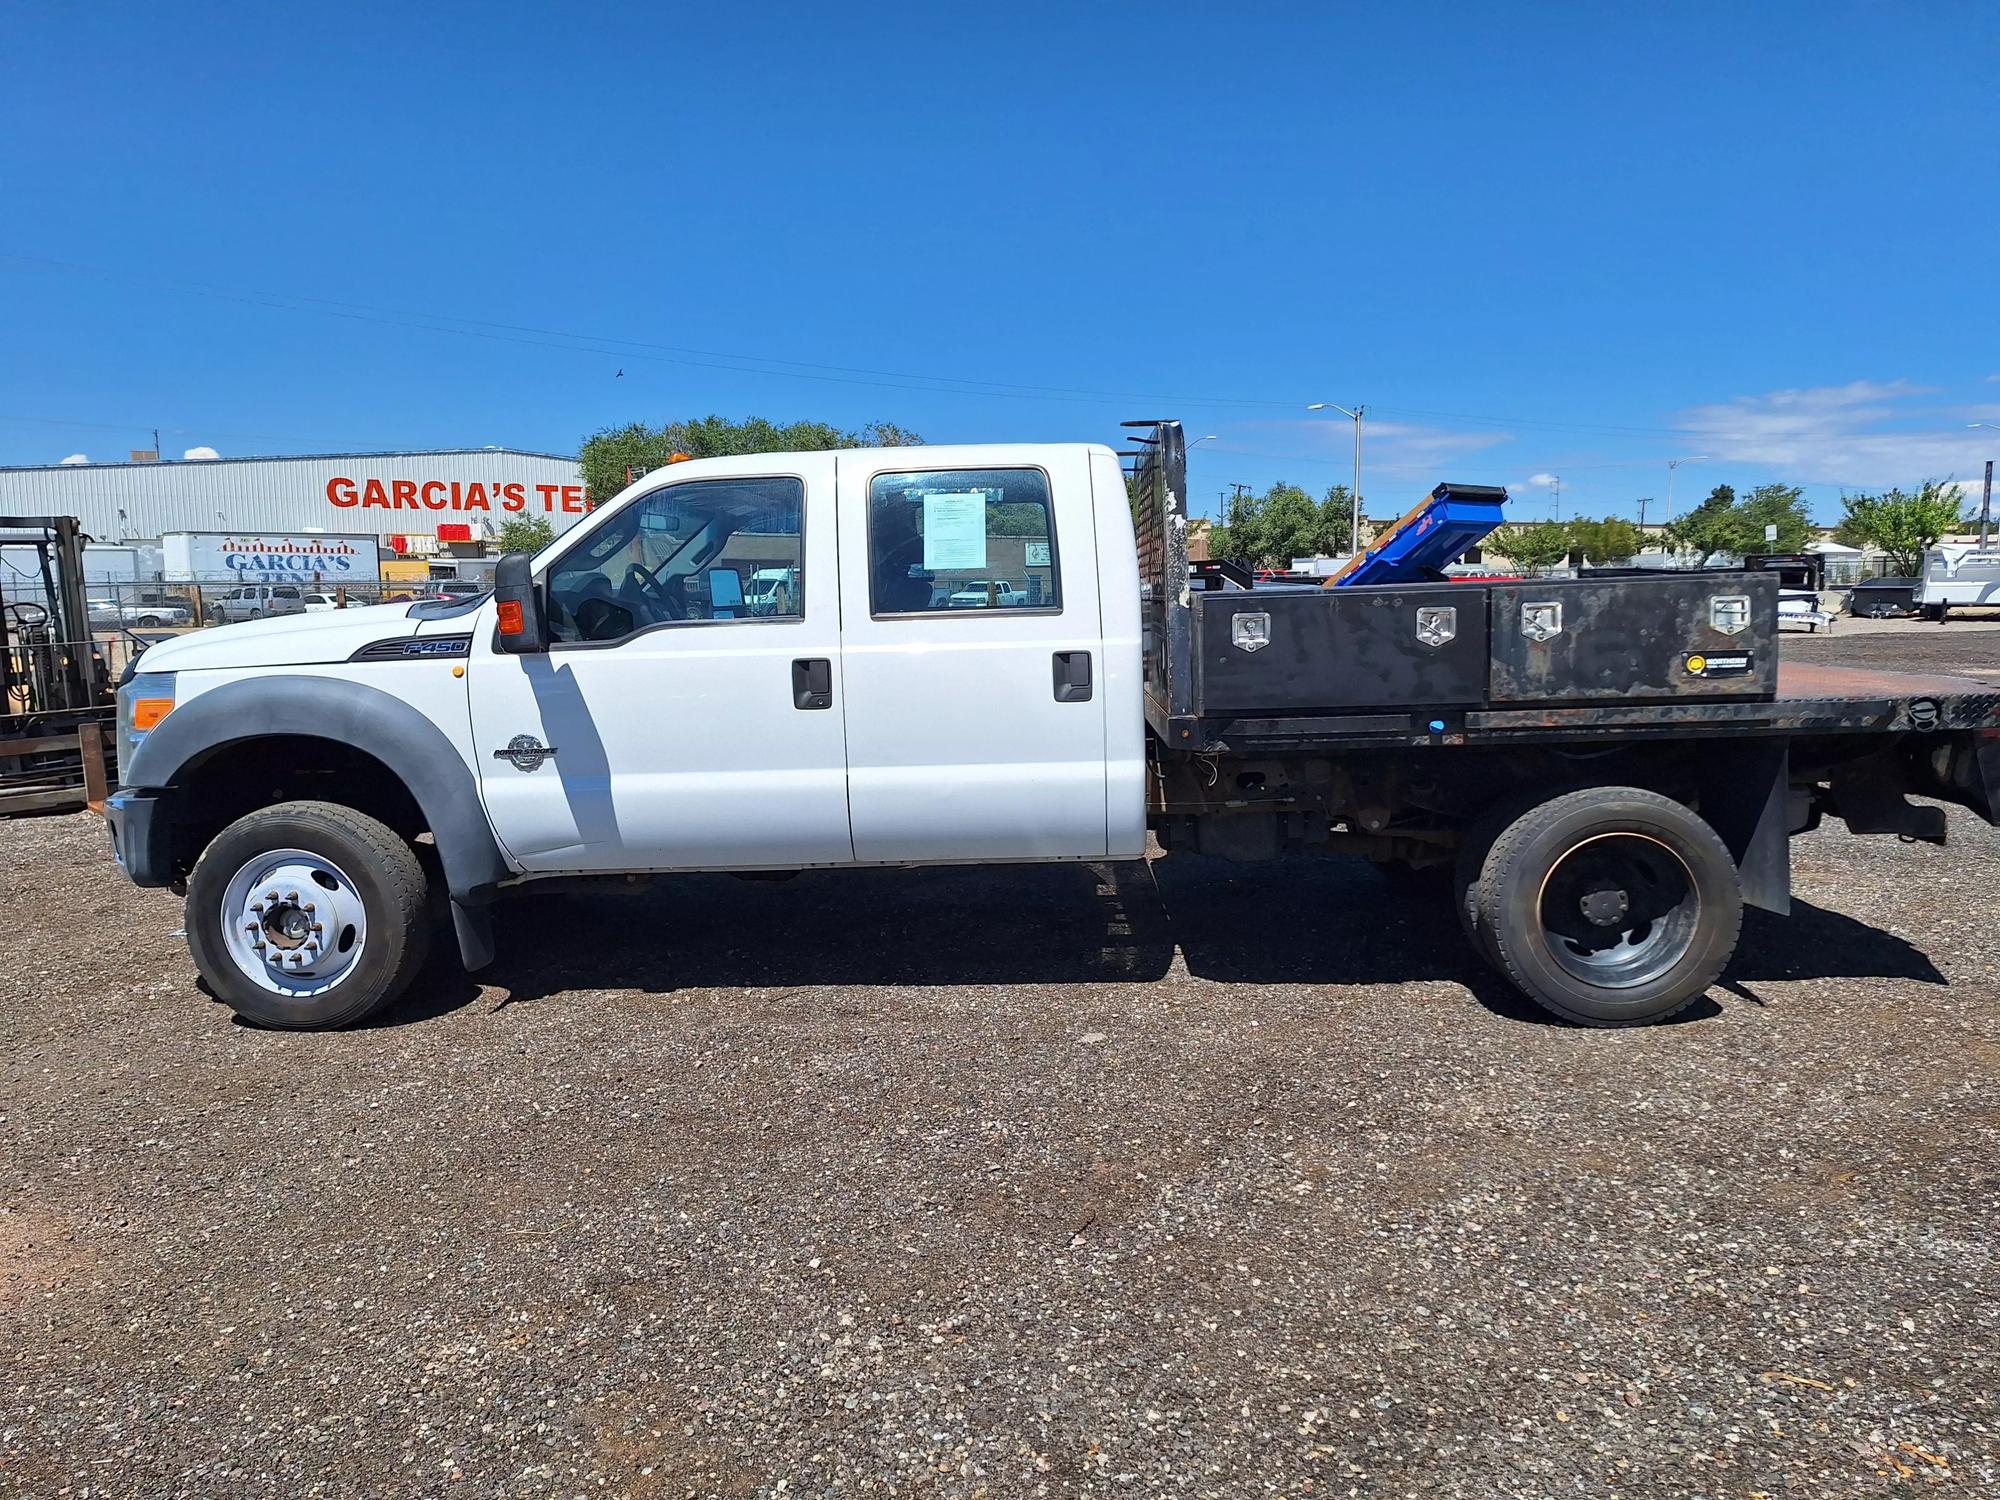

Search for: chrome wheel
xmin=217 ymin=847 xmax=369 ymax=998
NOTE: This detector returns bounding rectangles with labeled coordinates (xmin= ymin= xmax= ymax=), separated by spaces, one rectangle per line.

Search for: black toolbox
xmin=1188 ymin=571 xmax=1778 ymax=716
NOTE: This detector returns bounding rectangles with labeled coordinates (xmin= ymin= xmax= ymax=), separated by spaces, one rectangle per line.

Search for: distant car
xmin=946 ymin=580 xmax=1029 ymax=608
xmin=209 ymin=583 xmax=307 ymax=623
xmin=302 ymin=592 xmax=339 ymax=613
xmin=86 ymin=594 xmax=194 ymax=629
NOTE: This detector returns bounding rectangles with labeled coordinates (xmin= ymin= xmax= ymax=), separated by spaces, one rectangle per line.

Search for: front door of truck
xmin=834 ymin=449 xmax=1109 ymax=862
xmin=466 ymin=456 xmax=852 ymax=872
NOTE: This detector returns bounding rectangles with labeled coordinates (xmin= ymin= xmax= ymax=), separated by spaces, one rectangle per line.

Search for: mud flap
xmin=1697 ymin=741 xmax=1791 ymax=916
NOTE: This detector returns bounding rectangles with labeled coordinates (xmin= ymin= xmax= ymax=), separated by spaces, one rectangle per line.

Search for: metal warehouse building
xmin=0 ymin=448 xmax=586 ymax=544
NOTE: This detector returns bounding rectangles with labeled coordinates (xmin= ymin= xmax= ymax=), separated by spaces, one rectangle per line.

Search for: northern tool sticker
xmin=1685 ymin=652 xmax=1753 ymax=678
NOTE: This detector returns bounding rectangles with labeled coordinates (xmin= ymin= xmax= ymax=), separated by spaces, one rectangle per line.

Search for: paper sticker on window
xmin=1024 ymin=541 xmax=1051 ymax=568
xmin=922 ymin=493 xmax=989 ymax=571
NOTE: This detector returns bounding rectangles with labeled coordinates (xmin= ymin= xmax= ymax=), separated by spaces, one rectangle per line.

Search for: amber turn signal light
xmin=496 ymin=600 xmax=525 ymax=636
xmin=131 ymin=698 xmax=174 ymax=731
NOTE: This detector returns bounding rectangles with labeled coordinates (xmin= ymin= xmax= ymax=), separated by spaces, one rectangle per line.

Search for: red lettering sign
xmin=325 ymin=476 xmax=578 ymax=518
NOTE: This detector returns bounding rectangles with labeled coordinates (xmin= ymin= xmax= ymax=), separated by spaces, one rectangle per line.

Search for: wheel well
xmin=166 ymin=735 xmax=428 ymax=879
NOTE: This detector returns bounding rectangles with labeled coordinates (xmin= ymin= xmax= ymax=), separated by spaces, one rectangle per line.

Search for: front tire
xmin=186 ymin=801 xmax=432 ymax=1029
xmin=1471 ymin=787 xmax=1742 ymax=1026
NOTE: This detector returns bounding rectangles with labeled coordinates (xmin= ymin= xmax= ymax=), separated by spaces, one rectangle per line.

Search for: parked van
xmin=209 ymin=583 xmax=306 ymax=624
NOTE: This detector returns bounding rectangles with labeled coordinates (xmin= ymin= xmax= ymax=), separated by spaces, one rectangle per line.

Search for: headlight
xmin=116 ymin=672 xmax=177 ymax=784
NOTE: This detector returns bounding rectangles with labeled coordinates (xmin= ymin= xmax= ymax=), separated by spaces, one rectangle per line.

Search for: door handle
xmin=792 ymin=657 xmax=832 ymax=710
xmin=1052 ymin=650 xmax=1092 ymax=703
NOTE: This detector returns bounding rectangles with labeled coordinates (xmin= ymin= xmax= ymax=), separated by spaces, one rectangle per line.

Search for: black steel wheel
xmin=1473 ymin=787 xmax=1741 ymax=1026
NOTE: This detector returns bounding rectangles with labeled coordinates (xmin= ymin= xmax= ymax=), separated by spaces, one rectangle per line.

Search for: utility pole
xmin=1637 ymin=496 xmax=1652 ymax=530
xmin=1551 ymin=475 xmax=1562 ymax=525
xmin=1967 ymin=428 xmax=1999 ymax=550
xmin=1228 ymin=482 xmax=1252 ymax=518
xmin=1984 ymin=459 xmax=1994 ymax=551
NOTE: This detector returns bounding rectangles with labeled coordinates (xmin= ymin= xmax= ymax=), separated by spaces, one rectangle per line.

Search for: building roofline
xmin=0 ymin=447 xmax=579 ymax=474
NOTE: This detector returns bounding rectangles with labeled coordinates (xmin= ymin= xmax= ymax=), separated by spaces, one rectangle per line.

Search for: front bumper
xmin=104 ymin=788 xmax=173 ymax=887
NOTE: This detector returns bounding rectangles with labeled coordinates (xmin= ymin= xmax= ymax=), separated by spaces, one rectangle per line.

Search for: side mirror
xmin=493 ymin=552 xmax=549 ymax=654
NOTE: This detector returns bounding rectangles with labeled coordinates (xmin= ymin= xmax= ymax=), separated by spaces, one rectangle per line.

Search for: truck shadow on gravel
xmin=365 ymin=853 xmax=1947 ymax=1028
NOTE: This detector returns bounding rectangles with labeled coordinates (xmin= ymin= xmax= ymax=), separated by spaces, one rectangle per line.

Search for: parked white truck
xmin=105 ymin=429 xmax=2000 ymax=1031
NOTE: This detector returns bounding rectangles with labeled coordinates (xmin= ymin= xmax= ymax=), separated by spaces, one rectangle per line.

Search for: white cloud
xmin=1672 ymin=380 xmax=1989 ymax=487
xmin=1227 ymin=416 xmax=1515 ymax=484
xmin=181 ymin=445 xmax=220 ymax=461
xmin=59 ymin=453 xmax=89 ymax=465
xmin=1526 ymin=472 xmax=1558 ymax=488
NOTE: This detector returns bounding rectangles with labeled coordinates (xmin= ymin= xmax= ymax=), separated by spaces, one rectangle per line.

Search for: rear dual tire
xmin=1459 ymin=787 xmax=1742 ymax=1026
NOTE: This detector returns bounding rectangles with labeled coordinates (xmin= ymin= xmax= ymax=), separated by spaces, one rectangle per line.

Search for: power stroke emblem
xmin=1520 ymin=601 xmax=1563 ymax=642
xmin=1414 ymin=605 xmax=1457 ymax=648
xmin=495 ymin=734 xmax=558 ymax=772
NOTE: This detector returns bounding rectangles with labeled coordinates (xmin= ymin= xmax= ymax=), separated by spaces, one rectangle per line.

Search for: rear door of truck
xmin=835 ymin=448 xmax=1110 ymax=861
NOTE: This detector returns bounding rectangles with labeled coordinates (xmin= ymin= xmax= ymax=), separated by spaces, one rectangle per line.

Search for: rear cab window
xmin=866 ymin=468 xmax=1059 ymax=617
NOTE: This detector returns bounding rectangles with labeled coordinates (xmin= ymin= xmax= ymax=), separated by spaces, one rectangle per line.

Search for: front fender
xmin=124 ymin=674 xmax=511 ymax=907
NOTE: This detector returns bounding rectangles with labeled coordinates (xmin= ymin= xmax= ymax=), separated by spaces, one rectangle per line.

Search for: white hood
xmin=135 ymin=602 xmax=451 ymax=673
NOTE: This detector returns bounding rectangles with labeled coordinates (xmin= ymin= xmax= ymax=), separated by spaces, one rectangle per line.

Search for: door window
xmin=866 ymin=468 xmax=1059 ymax=616
xmin=544 ymin=476 xmax=805 ymax=644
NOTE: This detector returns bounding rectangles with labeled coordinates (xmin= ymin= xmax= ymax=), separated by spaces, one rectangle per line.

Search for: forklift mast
xmin=1 ymin=515 xmax=107 ymax=716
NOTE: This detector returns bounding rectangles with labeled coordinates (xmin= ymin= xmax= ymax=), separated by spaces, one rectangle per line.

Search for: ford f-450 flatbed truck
xmin=104 ymin=422 xmax=2000 ymax=1030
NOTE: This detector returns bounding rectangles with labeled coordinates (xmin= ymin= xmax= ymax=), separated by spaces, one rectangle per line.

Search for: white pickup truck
xmin=105 ymin=429 xmax=2000 ymax=1032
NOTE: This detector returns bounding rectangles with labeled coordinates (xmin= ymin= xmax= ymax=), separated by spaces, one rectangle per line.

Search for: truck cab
xmin=106 ymin=444 xmax=1146 ymax=1028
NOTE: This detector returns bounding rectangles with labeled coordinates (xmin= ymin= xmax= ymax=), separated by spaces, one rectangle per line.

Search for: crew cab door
xmin=835 ymin=450 xmax=1108 ymax=862
xmin=466 ymin=455 xmax=852 ymax=872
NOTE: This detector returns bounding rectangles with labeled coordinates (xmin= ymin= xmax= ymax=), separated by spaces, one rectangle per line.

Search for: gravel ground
xmin=4 ymin=632 xmax=1998 ymax=1498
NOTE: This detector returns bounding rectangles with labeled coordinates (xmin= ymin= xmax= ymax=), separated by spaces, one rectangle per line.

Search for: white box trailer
xmin=162 ymin=532 xmax=381 ymax=586
xmin=1917 ymin=544 xmax=2000 ymax=619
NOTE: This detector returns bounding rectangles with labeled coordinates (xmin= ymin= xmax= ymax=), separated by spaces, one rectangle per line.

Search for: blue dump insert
xmin=1329 ymin=483 xmax=1509 ymax=588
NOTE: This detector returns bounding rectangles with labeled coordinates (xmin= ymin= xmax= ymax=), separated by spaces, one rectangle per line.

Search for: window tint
xmin=867 ymin=468 xmax=1058 ymax=616
xmin=545 ymin=475 xmax=804 ymax=644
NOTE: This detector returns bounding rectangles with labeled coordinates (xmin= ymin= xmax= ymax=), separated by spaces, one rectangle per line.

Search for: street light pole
xmin=1307 ymin=403 xmax=1364 ymax=555
xmin=1664 ymin=455 xmax=1711 ymax=525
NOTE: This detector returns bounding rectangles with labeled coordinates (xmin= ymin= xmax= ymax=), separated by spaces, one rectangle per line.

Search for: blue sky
xmin=3 ymin=1 xmax=1996 ymax=523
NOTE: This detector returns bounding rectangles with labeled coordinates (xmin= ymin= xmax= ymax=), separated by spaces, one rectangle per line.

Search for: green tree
xmin=1487 ymin=522 xmax=1573 ymax=572
xmin=1567 ymin=515 xmax=1644 ymax=564
xmin=1736 ymin=482 xmax=1812 ymax=555
xmin=495 ymin=514 xmax=556 ymax=554
xmin=579 ymin=414 xmax=924 ymax=504
xmin=1833 ymin=480 xmax=1970 ymax=576
xmin=1664 ymin=483 xmax=1739 ymax=561
xmin=1209 ymin=480 xmax=1353 ymax=568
